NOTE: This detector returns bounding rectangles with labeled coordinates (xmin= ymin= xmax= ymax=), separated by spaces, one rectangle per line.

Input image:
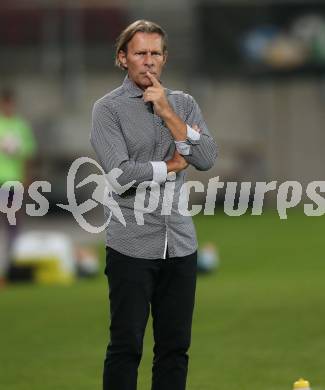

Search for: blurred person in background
xmin=90 ymin=20 xmax=217 ymax=390
xmin=0 ymin=88 xmax=37 ymax=286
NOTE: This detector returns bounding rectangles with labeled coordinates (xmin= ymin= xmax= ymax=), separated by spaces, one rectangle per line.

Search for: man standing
xmin=0 ymin=88 xmax=36 ymax=286
xmin=90 ymin=20 xmax=217 ymax=390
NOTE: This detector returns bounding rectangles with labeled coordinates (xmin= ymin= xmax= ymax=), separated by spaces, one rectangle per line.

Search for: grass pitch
xmin=1 ymin=210 xmax=324 ymax=390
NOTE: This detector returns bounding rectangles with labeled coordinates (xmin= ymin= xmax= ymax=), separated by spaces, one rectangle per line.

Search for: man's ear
xmin=118 ymin=50 xmax=128 ymax=69
xmin=163 ymin=51 xmax=168 ymax=65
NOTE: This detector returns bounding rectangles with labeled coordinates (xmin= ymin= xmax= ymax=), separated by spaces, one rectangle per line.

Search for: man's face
xmin=118 ymin=32 xmax=167 ymax=90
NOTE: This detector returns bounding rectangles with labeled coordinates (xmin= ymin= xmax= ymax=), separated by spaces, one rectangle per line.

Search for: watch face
xmin=167 ymin=171 xmax=176 ymax=181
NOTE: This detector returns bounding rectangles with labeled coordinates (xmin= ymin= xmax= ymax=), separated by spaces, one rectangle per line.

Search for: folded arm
xmin=90 ymin=101 xmax=167 ymax=187
xmin=173 ymin=95 xmax=218 ymax=171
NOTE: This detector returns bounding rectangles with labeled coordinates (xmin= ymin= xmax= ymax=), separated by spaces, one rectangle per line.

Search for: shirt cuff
xmin=174 ymin=141 xmax=191 ymax=155
xmin=174 ymin=125 xmax=201 ymax=155
xmin=186 ymin=124 xmax=201 ymax=141
xmin=150 ymin=161 xmax=168 ymax=184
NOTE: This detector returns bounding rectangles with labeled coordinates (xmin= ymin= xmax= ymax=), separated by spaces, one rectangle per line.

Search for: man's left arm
xmin=144 ymin=72 xmax=218 ymax=171
xmin=166 ymin=95 xmax=218 ymax=171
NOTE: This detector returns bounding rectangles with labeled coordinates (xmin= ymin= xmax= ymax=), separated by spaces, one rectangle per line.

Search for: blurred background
xmin=0 ymin=1 xmax=325 ymax=390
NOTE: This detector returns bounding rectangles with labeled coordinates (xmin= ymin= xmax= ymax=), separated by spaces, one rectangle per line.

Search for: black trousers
xmin=103 ymin=246 xmax=198 ymax=390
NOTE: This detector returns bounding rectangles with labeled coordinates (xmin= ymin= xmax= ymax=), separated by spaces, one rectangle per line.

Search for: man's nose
xmin=144 ymin=53 xmax=154 ymax=66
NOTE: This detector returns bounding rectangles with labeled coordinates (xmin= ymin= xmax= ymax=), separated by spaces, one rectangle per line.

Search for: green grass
xmin=1 ymin=210 xmax=325 ymax=390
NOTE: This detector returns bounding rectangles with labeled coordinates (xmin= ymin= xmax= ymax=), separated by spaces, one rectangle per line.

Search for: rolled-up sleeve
xmin=90 ymin=100 xmax=166 ymax=187
xmin=174 ymin=124 xmax=201 ymax=156
xmin=179 ymin=95 xmax=218 ymax=171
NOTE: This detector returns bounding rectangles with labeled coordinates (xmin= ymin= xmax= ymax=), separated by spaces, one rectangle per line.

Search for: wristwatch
xmin=167 ymin=171 xmax=176 ymax=181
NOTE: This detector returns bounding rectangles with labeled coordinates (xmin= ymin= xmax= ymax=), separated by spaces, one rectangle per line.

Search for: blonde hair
xmin=115 ymin=20 xmax=168 ymax=69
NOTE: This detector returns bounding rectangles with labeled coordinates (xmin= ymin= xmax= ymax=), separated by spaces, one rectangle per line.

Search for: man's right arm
xmin=90 ymin=100 xmax=188 ymax=189
xmin=90 ymin=100 xmax=169 ymax=188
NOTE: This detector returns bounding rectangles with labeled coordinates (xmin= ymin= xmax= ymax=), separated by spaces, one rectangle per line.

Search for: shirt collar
xmin=123 ymin=75 xmax=146 ymax=98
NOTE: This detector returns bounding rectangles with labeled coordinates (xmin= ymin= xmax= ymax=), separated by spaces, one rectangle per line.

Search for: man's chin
xmin=137 ymin=77 xmax=152 ymax=89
